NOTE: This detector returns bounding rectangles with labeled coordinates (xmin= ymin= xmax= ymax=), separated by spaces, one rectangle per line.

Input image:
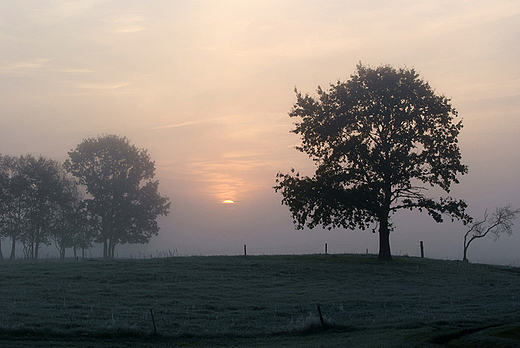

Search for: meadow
xmin=0 ymin=254 xmax=520 ymax=347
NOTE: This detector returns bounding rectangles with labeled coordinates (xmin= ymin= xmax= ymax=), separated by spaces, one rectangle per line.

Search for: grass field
xmin=1 ymin=254 xmax=520 ymax=347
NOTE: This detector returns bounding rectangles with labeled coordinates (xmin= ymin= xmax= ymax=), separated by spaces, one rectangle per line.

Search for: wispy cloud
xmin=151 ymin=120 xmax=206 ymax=130
xmin=221 ymin=150 xmax=264 ymax=159
xmin=111 ymin=26 xmax=146 ymax=34
xmin=0 ymin=59 xmax=49 ymax=75
xmin=151 ymin=116 xmax=240 ymax=130
xmin=73 ymin=82 xmax=129 ymax=90
xmin=105 ymin=15 xmax=147 ymax=34
xmin=60 ymin=68 xmax=95 ymax=75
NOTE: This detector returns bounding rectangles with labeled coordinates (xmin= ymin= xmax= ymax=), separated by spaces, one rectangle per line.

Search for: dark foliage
xmin=65 ymin=134 xmax=170 ymax=258
xmin=0 ymin=154 xmax=83 ymax=259
xmin=275 ymin=64 xmax=470 ymax=260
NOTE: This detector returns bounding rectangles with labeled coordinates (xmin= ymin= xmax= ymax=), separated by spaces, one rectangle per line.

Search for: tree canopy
xmin=275 ymin=64 xmax=470 ymax=261
xmin=65 ymin=134 xmax=170 ymax=258
xmin=0 ymin=155 xmax=80 ymax=259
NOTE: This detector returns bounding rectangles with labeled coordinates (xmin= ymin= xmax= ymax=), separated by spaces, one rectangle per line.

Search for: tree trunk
xmin=9 ymin=237 xmax=16 ymax=260
xmin=0 ymin=239 xmax=4 ymax=262
xmin=378 ymin=183 xmax=393 ymax=261
xmin=378 ymin=216 xmax=393 ymax=261
xmin=108 ymin=239 xmax=116 ymax=259
xmin=22 ymin=242 xmax=29 ymax=259
xmin=103 ymin=240 xmax=108 ymax=259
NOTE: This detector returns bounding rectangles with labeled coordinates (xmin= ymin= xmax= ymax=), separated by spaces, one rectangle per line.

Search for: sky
xmin=1 ymin=0 xmax=519 ymax=264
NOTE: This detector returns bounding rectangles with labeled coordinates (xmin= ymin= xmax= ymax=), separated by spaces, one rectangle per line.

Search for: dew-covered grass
xmin=0 ymin=254 xmax=520 ymax=347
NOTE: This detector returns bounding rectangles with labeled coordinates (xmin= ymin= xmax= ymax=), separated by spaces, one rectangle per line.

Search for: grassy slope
xmin=0 ymin=254 xmax=520 ymax=347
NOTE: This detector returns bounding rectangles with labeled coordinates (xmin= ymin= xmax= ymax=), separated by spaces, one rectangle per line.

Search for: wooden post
xmin=420 ymin=241 xmax=424 ymax=258
xmin=244 ymin=244 xmax=247 ymax=256
xmin=325 ymin=243 xmax=328 ymax=255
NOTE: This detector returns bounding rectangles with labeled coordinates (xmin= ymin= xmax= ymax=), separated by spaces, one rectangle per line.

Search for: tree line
xmin=0 ymin=135 xmax=170 ymax=260
xmin=2 ymin=64 xmax=515 ymax=262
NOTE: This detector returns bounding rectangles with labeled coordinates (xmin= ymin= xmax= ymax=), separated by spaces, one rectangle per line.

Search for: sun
xmin=222 ymin=199 xmax=235 ymax=204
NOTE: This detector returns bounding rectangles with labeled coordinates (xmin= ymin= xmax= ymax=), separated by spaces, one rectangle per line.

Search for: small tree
xmin=275 ymin=64 xmax=470 ymax=261
xmin=463 ymin=205 xmax=519 ymax=262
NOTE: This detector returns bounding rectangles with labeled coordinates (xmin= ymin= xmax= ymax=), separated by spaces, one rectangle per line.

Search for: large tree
xmin=275 ymin=64 xmax=470 ymax=261
xmin=65 ymin=135 xmax=170 ymax=258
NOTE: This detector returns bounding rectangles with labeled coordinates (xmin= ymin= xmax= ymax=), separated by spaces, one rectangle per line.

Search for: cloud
xmin=60 ymin=68 xmax=95 ymax=75
xmin=151 ymin=116 xmax=242 ymax=131
xmin=221 ymin=150 xmax=264 ymax=159
xmin=151 ymin=120 xmax=206 ymax=130
xmin=0 ymin=59 xmax=49 ymax=75
xmin=104 ymin=15 xmax=147 ymax=34
xmin=73 ymin=82 xmax=129 ymax=90
xmin=111 ymin=26 xmax=146 ymax=34
xmin=110 ymin=16 xmax=147 ymax=23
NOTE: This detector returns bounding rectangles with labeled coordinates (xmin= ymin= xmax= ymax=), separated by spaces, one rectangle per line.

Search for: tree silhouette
xmin=49 ymin=178 xmax=90 ymax=260
xmin=0 ymin=155 xmax=29 ymax=260
xmin=463 ymin=205 xmax=519 ymax=262
xmin=0 ymin=155 xmax=89 ymax=260
xmin=65 ymin=135 xmax=170 ymax=258
xmin=275 ymin=64 xmax=470 ymax=261
xmin=0 ymin=155 xmax=10 ymax=261
xmin=0 ymin=155 xmax=76 ymax=259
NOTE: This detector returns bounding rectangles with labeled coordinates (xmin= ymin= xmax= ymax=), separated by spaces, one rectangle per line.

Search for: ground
xmin=0 ymin=254 xmax=519 ymax=347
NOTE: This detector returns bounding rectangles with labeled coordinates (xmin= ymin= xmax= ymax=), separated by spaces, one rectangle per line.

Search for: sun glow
xmin=222 ymin=200 xmax=235 ymax=204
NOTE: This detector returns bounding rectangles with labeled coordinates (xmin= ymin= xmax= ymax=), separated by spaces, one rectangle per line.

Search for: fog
xmin=1 ymin=1 xmax=519 ymax=265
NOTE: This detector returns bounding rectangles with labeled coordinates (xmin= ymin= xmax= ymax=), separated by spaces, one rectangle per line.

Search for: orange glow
xmin=222 ymin=200 xmax=235 ymax=204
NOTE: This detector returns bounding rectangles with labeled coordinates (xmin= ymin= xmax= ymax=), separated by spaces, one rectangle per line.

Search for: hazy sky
xmin=1 ymin=1 xmax=519 ymax=264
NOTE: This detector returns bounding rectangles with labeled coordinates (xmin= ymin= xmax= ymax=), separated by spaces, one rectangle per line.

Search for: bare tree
xmin=463 ymin=205 xmax=519 ymax=262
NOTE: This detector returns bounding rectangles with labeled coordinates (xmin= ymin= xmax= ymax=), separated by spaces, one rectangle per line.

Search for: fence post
xmin=420 ymin=241 xmax=424 ymax=258
xmin=325 ymin=243 xmax=328 ymax=255
xmin=244 ymin=244 xmax=247 ymax=256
